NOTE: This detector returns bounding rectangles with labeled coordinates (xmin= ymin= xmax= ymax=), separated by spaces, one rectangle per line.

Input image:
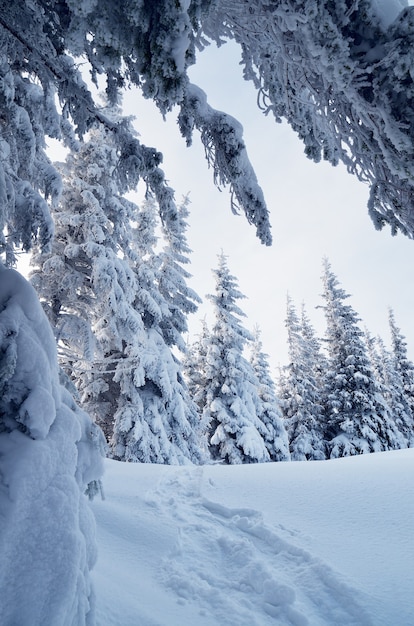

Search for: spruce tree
xmin=202 ymin=253 xmax=270 ymax=464
xmin=158 ymin=196 xmax=202 ymax=352
xmin=320 ymin=259 xmax=402 ymax=457
xmin=249 ymin=327 xmax=290 ymax=461
xmin=366 ymin=331 xmax=411 ymax=448
xmin=388 ymin=309 xmax=414 ymax=445
xmin=279 ymin=296 xmax=326 ymax=461
xmin=32 ymin=120 xmax=204 ymax=464
xmin=111 ymin=197 xmax=205 ymax=465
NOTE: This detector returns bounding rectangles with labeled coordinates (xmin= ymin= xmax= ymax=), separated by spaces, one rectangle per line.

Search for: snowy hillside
xmin=91 ymin=449 xmax=414 ymax=626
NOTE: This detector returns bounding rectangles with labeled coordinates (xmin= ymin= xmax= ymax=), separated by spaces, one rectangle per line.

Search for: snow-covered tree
xmin=4 ymin=1 xmax=414 ymax=264
xmin=249 ymin=327 xmax=290 ymax=461
xmin=388 ymin=309 xmax=414 ymax=445
xmin=184 ymin=318 xmax=211 ymax=411
xmin=32 ymin=121 xmax=204 ymax=464
xmin=110 ymin=197 xmax=205 ymax=465
xmin=279 ymin=296 xmax=326 ymax=461
xmin=320 ymin=259 xmax=402 ymax=457
xmin=366 ymin=331 xmax=412 ymax=447
xmin=0 ymin=0 xmax=273 ymax=265
xmin=0 ymin=265 xmax=104 ymax=625
xmin=30 ymin=118 xmax=145 ymax=440
xmin=158 ymin=196 xmax=202 ymax=352
xmin=202 ymin=253 xmax=270 ymax=464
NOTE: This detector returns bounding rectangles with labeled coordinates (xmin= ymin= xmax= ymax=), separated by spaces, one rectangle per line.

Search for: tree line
xmin=31 ymin=122 xmax=414 ymax=464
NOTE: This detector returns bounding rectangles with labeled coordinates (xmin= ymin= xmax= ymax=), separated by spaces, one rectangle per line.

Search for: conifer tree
xmin=31 ymin=118 xmax=144 ymax=439
xmin=320 ymin=259 xmax=402 ymax=457
xmin=202 ymin=253 xmax=270 ymax=464
xmin=32 ymin=120 xmax=204 ymax=464
xmin=110 ymin=197 xmax=205 ymax=464
xmin=279 ymin=296 xmax=326 ymax=461
xmin=388 ymin=309 xmax=414 ymax=445
xmin=249 ymin=327 xmax=290 ymax=461
xmin=158 ymin=196 xmax=202 ymax=351
xmin=366 ymin=331 xmax=411 ymax=448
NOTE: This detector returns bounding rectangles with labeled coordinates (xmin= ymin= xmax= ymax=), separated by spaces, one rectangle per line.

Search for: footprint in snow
xmin=152 ymin=470 xmax=375 ymax=626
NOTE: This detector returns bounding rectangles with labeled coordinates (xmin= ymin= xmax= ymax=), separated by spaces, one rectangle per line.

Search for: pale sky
xmin=124 ymin=40 xmax=414 ymax=370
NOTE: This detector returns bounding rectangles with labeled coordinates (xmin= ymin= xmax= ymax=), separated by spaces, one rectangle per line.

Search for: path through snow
xmin=91 ymin=452 xmax=414 ymax=625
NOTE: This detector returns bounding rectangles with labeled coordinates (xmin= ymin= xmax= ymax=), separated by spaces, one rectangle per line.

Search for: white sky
xmin=124 ymin=40 xmax=414 ymax=370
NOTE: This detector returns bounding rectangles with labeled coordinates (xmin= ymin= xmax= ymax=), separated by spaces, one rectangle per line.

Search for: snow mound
xmin=0 ymin=266 xmax=104 ymax=625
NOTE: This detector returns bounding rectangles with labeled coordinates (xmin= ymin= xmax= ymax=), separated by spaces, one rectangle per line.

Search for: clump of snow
xmin=92 ymin=449 xmax=414 ymax=625
xmin=0 ymin=265 xmax=104 ymax=625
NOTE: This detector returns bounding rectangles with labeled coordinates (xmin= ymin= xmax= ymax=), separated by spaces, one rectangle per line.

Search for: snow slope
xmin=91 ymin=449 xmax=414 ymax=626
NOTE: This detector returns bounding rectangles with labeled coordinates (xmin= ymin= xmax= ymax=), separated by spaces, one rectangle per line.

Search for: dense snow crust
xmin=92 ymin=449 xmax=414 ymax=626
xmin=0 ymin=266 xmax=104 ymax=625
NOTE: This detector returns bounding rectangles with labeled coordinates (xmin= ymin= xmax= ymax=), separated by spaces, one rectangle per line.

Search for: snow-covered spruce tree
xmin=30 ymin=117 xmax=146 ymax=441
xmin=279 ymin=296 xmax=326 ymax=461
xmin=200 ymin=1 xmax=414 ymax=238
xmin=388 ymin=309 xmax=414 ymax=444
xmin=184 ymin=318 xmax=211 ymax=413
xmin=0 ymin=0 xmax=272 ymax=264
xmin=110 ymin=196 xmax=205 ymax=465
xmin=158 ymin=196 xmax=202 ymax=351
xmin=249 ymin=327 xmax=290 ymax=461
xmin=365 ymin=330 xmax=411 ymax=447
xmin=32 ymin=118 xmax=204 ymax=463
xmin=202 ymin=253 xmax=270 ymax=464
xmin=320 ymin=259 xmax=403 ymax=457
xmin=0 ymin=265 xmax=104 ymax=625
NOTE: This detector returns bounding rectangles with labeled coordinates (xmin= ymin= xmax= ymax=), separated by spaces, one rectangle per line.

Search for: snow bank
xmin=0 ymin=265 xmax=104 ymax=625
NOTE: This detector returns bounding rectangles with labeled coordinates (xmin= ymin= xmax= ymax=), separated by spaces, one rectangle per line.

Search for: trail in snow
xmin=151 ymin=468 xmax=374 ymax=626
xmin=90 ymin=451 xmax=414 ymax=626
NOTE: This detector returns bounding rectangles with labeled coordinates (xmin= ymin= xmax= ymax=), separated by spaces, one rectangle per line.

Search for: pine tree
xmin=279 ymin=296 xmax=326 ymax=461
xmin=388 ymin=309 xmax=414 ymax=445
xmin=158 ymin=196 xmax=202 ymax=351
xmin=31 ymin=118 xmax=144 ymax=439
xmin=320 ymin=259 xmax=402 ymax=457
xmin=32 ymin=120 xmax=204 ymax=464
xmin=202 ymin=253 xmax=270 ymax=464
xmin=110 ymin=197 xmax=205 ymax=465
xmin=366 ymin=331 xmax=411 ymax=448
xmin=249 ymin=327 xmax=290 ymax=462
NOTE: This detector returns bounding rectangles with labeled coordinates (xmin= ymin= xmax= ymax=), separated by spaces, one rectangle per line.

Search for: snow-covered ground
xmin=91 ymin=449 xmax=414 ymax=626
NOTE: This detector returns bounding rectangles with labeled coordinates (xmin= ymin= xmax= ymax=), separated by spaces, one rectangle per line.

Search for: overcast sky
xmin=123 ymin=40 xmax=414 ymax=370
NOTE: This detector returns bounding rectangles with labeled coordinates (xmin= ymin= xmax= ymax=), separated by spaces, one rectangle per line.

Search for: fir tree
xmin=388 ymin=309 xmax=414 ymax=445
xmin=320 ymin=259 xmax=402 ymax=457
xmin=366 ymin=331 xmax=411 ymax=448
xmin=111 ymin=197 xmax=205 ymax=465
xmin=158 ymin=196 xmax=202 ymax=352
xmin=202 ymin=253 xmax=270 ymax=464
xmin=279 ymin=296 xmax=326 ymax=461
xmin=249 ymin=327 xmax=290 ymax=462
xmin=32 ymin=120 xmax=204 ymax=464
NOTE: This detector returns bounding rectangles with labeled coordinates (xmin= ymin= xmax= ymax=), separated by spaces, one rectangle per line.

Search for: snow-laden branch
xmin=179 ymin=83 xmax=272 ymax=245
xmin=201 ymin=0 xmax=414 ymax=237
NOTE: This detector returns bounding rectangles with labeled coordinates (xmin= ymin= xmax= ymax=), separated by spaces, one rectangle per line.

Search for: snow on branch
xmin=179 ymin=83 xmax=272 ymax=245
xmin=201 ymin=0 xmax=414 ymax=238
